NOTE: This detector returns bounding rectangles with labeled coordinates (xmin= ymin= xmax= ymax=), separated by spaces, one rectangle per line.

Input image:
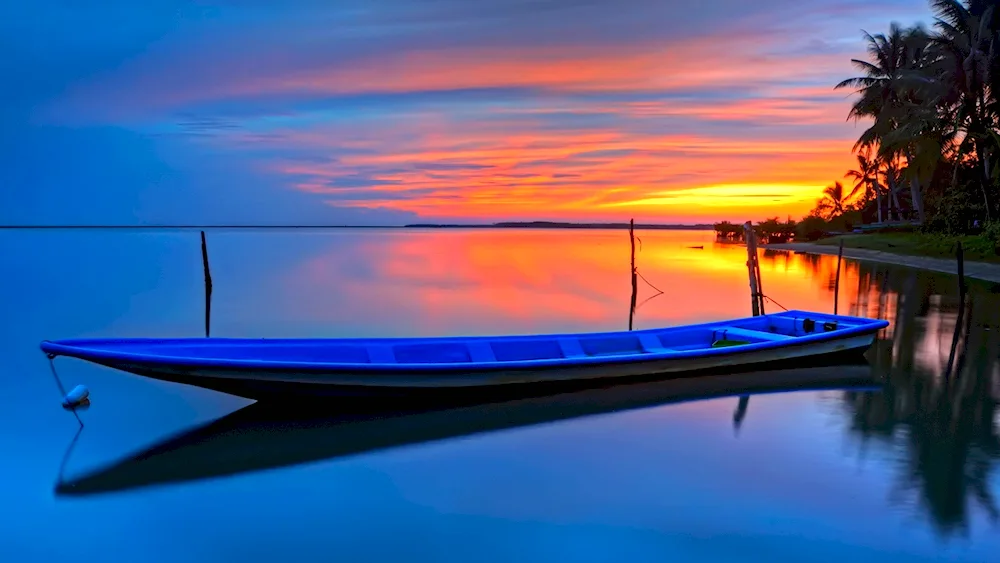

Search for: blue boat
xmin=40 ymin=310 xmax=889 ymax=401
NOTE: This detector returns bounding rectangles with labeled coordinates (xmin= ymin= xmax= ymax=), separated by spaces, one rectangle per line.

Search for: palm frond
xmin=932 ymin=0 xmax=972 ymax=34
xmin=845 ymin=181 xmax=866 ymax=201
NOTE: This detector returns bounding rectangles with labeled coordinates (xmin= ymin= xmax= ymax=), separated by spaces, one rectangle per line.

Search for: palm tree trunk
xmin=978 ymin=142 xmax=993 ymax=221
xmin=886 ymin=187 xmax=894 ymax=221
xmin=885 ymin=169 xmax=892 ymax=221
xmin=887 ymin=174 xmax=903 ymax=221
xmin=905 ymin=151 xmax=925 ymax=224
xmin=875 ymin=180 xmax=884 ymax=223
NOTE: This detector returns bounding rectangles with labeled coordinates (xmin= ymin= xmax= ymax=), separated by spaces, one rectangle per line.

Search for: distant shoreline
xmin=404 ymin=221 xmax=714 ymax=230
xmin=0 ymin=221 xmax=715 ymax=230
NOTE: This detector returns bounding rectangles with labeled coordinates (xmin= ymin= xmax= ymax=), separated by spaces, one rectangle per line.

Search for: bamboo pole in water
xmin=743 ymin=221 xmax=762 ymax=316
xmin=833 ymin=239 xmax=844 ymax=315
xmin=201 ymin=231 xmax=213 ymax=338
xmin=629 ymin=219 xmax=638 ymax=330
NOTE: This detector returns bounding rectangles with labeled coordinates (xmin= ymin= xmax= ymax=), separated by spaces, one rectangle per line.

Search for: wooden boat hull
xmin=41 ymin=311 xmax=888 ymax=401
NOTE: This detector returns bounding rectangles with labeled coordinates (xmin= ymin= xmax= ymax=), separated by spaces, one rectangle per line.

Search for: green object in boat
xmin=712 ymin=339 xmax=751 ymax=348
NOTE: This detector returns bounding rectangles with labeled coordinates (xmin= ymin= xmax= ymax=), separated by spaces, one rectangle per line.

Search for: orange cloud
xmin=268 ymin=124 xmax=855 ymax=221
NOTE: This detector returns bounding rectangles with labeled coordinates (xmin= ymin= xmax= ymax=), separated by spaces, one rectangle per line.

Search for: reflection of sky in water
xmin=3 ymin=229 xmax=998 ymax=562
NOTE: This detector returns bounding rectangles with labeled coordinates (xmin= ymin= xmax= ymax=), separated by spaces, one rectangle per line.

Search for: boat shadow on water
xmin=55 ymin=356 xmax=879 ymax=498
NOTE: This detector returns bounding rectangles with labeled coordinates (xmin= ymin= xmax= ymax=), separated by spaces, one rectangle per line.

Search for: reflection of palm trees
xmin=839 ymin=261 xmax=1000 ymax=537
xmin=889 ymin=373 xmax=1000 ymax=534
xmin=719 ymin=248 xmax=997 ymax=534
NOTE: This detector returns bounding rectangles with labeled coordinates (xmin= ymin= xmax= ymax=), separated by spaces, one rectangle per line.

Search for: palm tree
xmin=887 ymin=25 xmax=943 ymax=225
xmin=836 ymin=24 xmax=940 ymax=224
xmin=846 ymin=148 xmax=884 ymax=222
xmin=836 ymin=24 xmax=913 ymax=148
xmin=930 ymin=0 xmax=999 ymax=220
xmin=830 ymin=0 xmax=1000 ymax=228
xmin=816 ymin=181 xmax=859 ymax=219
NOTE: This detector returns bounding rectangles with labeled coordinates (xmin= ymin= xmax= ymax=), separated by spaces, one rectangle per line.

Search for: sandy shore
xmin=764 ymin=242 xmax=1000 ymax=284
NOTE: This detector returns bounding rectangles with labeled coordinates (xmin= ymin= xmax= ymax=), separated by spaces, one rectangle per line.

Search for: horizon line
xmin=0 ymin=221 xmax=724 ymax=230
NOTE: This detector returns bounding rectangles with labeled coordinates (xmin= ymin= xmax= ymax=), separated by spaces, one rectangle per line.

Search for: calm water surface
xmin=2 ymin=228 xmax=998 ymax=562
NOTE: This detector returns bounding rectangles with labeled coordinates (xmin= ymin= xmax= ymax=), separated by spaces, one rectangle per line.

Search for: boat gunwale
xmin=40 ymin=311 xmax=889 ymax=373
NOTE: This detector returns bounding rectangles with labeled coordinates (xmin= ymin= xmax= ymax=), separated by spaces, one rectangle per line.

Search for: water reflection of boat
xmin=56 ymin=363 xmax=878 ymax=497
xmin=41 ymin=311 xmax=887 ymax=401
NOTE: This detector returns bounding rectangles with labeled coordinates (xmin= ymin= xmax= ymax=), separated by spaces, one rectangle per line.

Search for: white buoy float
xmin=62 ymin=385 xmax=90 ymax=409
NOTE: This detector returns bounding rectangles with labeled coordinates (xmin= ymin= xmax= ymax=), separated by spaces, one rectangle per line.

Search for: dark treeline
xmin=713 ymin=218 xmax=797 ymax=244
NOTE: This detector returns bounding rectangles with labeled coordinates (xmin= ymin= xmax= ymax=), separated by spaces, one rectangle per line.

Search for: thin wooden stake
xmin=833 ymin=239 xmax=844 ymax=315
xmin=201 ymin=230 xmax=213 ymax=338
xmin=629 ymin=219 xmax=638 ymax=330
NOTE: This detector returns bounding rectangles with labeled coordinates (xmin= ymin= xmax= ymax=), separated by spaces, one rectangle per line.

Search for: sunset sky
xmin=1 ymin=0 xmax=934 ymax=225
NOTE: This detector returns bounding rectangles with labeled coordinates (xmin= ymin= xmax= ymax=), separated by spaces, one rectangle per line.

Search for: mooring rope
xmin=759 ymin=294 xmax=790 ymax=312
xmin=47 ymin=354 xmax=83 ymax=427
xmin=635 ymin=269 xmax=664 ymax=296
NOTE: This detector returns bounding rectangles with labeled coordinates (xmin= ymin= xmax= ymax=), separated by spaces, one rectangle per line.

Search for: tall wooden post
xmin=629 ymin=219 xmax=638 ymax=330
xmin=833 ymin=239 xmax=844 ymax=315
xmin=743 ymin=221 xmax=763 ymax=316
xmin=201 ymin=231 xmax=213 ymax=338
